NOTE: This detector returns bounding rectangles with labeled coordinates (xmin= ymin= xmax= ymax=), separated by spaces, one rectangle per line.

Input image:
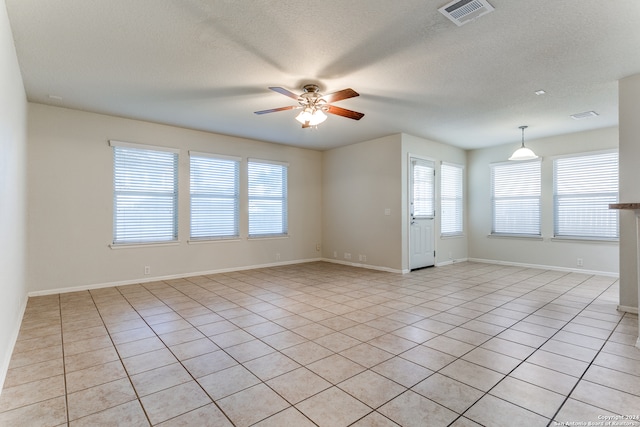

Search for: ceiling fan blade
xmin=254 ymin=105 xmax=298 ymax=115
xmin=269 ymin=87 xmax=300 ymax=100
xmin=323 ymin=88 xmax=359 ymax=103
xmin=326 ymin=105 xmax=365 ymax=120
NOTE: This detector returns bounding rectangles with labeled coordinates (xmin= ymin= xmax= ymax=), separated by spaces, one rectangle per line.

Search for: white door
xmin=409 ymin=158 xmax=435 ymax=270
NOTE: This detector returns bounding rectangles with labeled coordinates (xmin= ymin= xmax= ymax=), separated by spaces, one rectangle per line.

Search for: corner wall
xmin=0 ymin=0 xmax=28 ymax=392
xmin=321 ymin=133 xmax=468 ymax=273
xmin=401 ymin=133 xmax=468 ymax=270
xmin=618 ymin=73 xmax=640 ymax=311
xmin=322 ymin=135 xmax=403 ymax=271
xmin=27 ymin=103 xmax=323 ymax=293
xmin=467 ymin=127 xmax=619 ymax=276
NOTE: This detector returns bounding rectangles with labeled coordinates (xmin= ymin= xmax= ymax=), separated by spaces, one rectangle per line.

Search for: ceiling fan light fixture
xmin=309 ymin=109 xmax=327 ymax=126
xmin=509 ymin=125 xmax=538 ymax=161
xmin=295 ymin=108 xmax=313 ymax=124
xmin=256 ymin=84 xmax=363 ymax=127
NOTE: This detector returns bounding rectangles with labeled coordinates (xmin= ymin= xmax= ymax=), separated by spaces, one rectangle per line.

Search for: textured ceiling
xmin=6 ymin=0 xmax=640 ymax=150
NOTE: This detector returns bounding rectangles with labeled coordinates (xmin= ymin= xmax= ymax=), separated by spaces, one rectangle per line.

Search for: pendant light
xmin=509 ymin=125 xmax=538 ymax=161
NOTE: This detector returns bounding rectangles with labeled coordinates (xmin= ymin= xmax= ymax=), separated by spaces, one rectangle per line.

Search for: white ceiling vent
xmin=438 ymin=0 xmax=494 ymax=26
xmin=570 ymin=111 xmax=599 ymax=120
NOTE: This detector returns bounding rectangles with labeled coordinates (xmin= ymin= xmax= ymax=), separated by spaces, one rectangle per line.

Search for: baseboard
xmin=467 ymin=258 xmax=619 ymax=278
xmin=27 ymin=256 xmax=620 ymax=298
xmin=27 ymin=258 xmax=324 ymax=297
xmin=436 ymin=258 xmax=469 ymax=267
xmin=617 ymin=305 xmax=639 ymax=314
xmin=320 ymin=258 xmax=404 ymax=274
xmin=0 ymin=295 xmax=28 ymax=397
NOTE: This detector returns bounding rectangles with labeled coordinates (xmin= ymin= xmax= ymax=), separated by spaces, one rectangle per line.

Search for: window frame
xmin=552 ymin=150 xmax=619 ymax=241
xmin=189 ymin=151 xmax=241 ymax=242
xmin=110 ymin=140 xmax=179 ymax=246
xmin=490 ymin=159 xmax=542 ymax=237
xmin=247 ymin=158 xmax=289 ymax=239
xmin=440 ymin=162 xmax=464 ymax=237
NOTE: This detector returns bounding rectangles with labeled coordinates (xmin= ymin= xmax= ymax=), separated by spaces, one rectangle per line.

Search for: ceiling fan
xmin=254 ymin=84 xmax=365 ymax=128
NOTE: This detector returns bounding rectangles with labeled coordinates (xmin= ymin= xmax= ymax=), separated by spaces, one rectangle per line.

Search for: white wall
xmin=401 ymin=134 xmax=468 ymax=270
xmin=618 ymin=73 xmax=640 ymax=311
xmin=467 ymin=127 xmax=619 ymax=276
xmin=0 ymin=0 xmax=28 ymax=392
xmin=27 ymin=104 xmax=323 ymax=293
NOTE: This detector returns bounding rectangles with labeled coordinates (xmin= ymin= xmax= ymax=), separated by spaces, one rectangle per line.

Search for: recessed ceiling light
xmin=570 ymin=111 xmax=599 ymax=120
xmin=534 ymin=90 xmax=546 ymax=95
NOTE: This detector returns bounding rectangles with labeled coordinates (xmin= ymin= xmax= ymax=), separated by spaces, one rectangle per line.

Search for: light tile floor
xmin=1 ymin=261 xmax=639 ymax=426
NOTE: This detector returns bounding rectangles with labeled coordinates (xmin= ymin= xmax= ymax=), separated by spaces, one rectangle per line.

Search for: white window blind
xmin=112 ymin=142 xmax=178 ymax=244
xmin=248 ymin=159 xmax=288 ymax=237
xmin=554 ymin=151 xmax=618 ymax=239
xmin=441 ymin=163 xmax=463 ymax=236
xmin=491 ymin=160 xmax=541 ymax=236
xmin=412 ymin=159 xmax=435 ymax=217
xmin=190 ymin=153 xmax=240 ymax=240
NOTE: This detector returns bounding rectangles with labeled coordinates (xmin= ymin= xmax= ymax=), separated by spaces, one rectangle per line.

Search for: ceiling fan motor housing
xmin=299 ymin=85 xmax=327 ymax=110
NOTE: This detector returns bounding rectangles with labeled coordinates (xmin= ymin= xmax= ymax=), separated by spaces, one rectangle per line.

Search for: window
xmin=190 ymin=153 xmax=240 ymax=240
xmin=412 ymin=159 xmax=435 ymax=218
xmin=248 ymin=159 xmax=288 ymax=237
xmin=554 ymin=151 xmax=618 ymax=239
xmin=441 ymin=162 xmax=464 ymax=236
xmin=111 ymin=141 xmax=178 ymax=244
xmin=491 ymin=160 xmax=541 ymax=236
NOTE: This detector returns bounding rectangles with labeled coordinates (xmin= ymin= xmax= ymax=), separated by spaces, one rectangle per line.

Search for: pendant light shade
xmin=509 ymin=125 xmax=538 ymax=161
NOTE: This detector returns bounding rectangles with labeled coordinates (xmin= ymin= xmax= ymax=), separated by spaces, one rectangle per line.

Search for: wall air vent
xmin=570 ymin=111 xmax=599 ymax=120
xmin=438 ymin=0 xmax=494 ymax=26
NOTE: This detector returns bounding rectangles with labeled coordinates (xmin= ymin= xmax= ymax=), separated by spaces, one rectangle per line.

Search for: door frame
xmin=407 ymin=153 xmax=437 ymax=271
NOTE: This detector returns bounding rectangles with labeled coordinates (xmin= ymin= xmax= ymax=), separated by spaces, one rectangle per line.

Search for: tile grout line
xmin=58 ymin=294 xmax=70 ymax=427
xmin=421 ymin=270 xmax=611 ymax=425
xmin=3 ymin=263 xmax=633 ymax=427
xmin=111 ymin=283 xmax=237 ymax=426
xmin=177 ymin=272 xmax=430 ymax=425
xmin=450 ymin=274 xmax=621 ymax=426
xmin=546 ymin=311 xmax=627 ymax=426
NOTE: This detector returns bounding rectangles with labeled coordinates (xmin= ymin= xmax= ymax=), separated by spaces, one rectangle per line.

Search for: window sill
xmin=441 ymin=234 xmax=465 ymax=239
xmin=248 ymin=234 xmax=289 ymax=240
xmin=188 ymin=238 xmax=242 ymax=245
xmin=109 ymin=241 xmax=180 ymax=249
xmin=551 ymin=237 xmax=619 ymax=244
xmin=488 ymin=234 xmax=543 ymax=241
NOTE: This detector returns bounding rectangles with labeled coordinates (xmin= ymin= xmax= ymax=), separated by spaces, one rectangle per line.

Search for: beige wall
xmin=0 ymin=0 xmax=28 ymax=391
xmin=27 ymin=103 xmax=323 ymax=293
xmin=467 ymin=127 xmax=619 ymax=276
xmin=322 ymin=135 xmax=403 ymax=271
xmin=618 ymin=73 xmax=640 ymax=310
xmin=401 ymin=134 xmax=468 ymax=270
xmin=321 ymin=133 xmax=468 ymax=273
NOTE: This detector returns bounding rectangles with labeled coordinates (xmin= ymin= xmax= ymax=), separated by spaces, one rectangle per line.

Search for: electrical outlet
xmin=577 ymin=258 xmax=583 ymax=267
xmin=344 ymin=253 xmax=351 ymax=260
xmin=333 ymin=251 xmax=337 ymax=258
xmin=316 ymin=243 xmax=321 ymax=251
xmin=276 ymin=253 xmax=281 ymax=261
xmin=144 ymin=266 xmax=150 ymax=275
